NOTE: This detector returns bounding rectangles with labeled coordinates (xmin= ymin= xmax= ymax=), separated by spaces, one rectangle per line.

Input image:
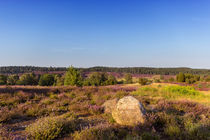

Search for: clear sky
xmin=0 ymin=0 xmax=210 ymax=68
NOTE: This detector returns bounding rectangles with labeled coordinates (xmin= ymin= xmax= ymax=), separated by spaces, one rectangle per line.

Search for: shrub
xmin=38 ymin=74 xmax=55 ymax=86
xmin=124 ymin=73 xmax=132 ymax=84
xmin=176 ymin=73 xmax=200 ymax=84
xmin=139 ymin=78 xmax=148 ymax=85
xmin=105 ymin=75 xmax=117 ymax=85
xmin=7 ymin=74 xmax=19 ymax=85
xmin=160 ymin=75 xmax=164 ymax=80
xmin=168 ymin=77 xmax=175 ymax=82
xmin=0 ymin=75 xmax=7 ymax=85
xmin=26 ymin=116 xmax=77 ymax=140
xmin=88 ymin=105 xmax=103 ymax=115
xmin=54 ymin=74 xmax=64 ymax=86
xmin=73 ymin=125 xmax=117 ymax=140
xmin=84 ymin=72 xmax=117 ymax=86
xmin=164 ymin=124 xmax=181 ymax=137
xmin=17 ymin=73 xmax=38 ymax=85
xmin=141 ymin=132 xmax=160 ymax=140
xmin=154 ymin=79 xmax=161 ymax=83
xmin=115 ymin=91 xmax=129 ymax=99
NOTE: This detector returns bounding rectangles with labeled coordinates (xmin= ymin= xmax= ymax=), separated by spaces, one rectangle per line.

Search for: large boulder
xmin=112 ymin=96 xmax=146 ymax=126
xmin=102 ymin=98 xmax=118 ymax=114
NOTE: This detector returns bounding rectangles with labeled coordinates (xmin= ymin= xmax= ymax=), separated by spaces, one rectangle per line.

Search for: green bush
xmin=17 ymin=73 xmax=38 ymax=85
xmin=164 ymin=124 xmax=181 ymax=137
xmin=7 ymin=74 xmax=19 ymax=85
xmin=26 ymin=116 xmax=77 ymax=140
xmin=84 ymin=72 xmax=117 ymax=86
xmin=54 ymin=74 xmax=64 ymax=86
xmin=0 ymin=75 xmax=7 ymax=85
xmin=39 ymin=74 xmax=55 ymax=86
xmin=176 ymin=73 xmax=200 ymax=84
xmin=139 ymin=78 xmax=149 ymax=85
xmin=124 ymin=73 xmax=132 ymax=84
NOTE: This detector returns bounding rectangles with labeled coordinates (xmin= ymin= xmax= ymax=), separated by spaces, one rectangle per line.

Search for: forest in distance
xmin=1 ymin=66 xmax=210 ymax=75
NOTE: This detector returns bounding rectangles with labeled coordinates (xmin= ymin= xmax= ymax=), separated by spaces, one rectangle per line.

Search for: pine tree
xmin=64 ymin=66 xmax=82 ymax=86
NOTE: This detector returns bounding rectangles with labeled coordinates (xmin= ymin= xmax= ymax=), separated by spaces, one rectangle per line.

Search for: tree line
xmin=0 ymin=67 xmax=121 ymax=86
xmin=1 ymin=66 xmax=210 ymax=75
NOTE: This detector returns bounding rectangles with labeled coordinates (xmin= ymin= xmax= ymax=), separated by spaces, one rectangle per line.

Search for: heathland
xmin=0 ymin=67 xmax=209 ymax=140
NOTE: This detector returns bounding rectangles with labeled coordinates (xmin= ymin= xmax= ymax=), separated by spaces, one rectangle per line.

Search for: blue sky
xmin=0 ymin=0 xmax=210 ymax=68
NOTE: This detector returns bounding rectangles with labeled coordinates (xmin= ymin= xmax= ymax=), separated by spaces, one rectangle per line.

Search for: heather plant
xmin=115 ymin=90 xmax=129 ymax=99
xmin=88 ymin=105 xmax=103 ymax=115
xmin=0 ymin=107 xmax=22 ymax=122
xmin=26 ymin=116 xmax=77 ymax=140
xmin=73 ymin=125 xmax=118 ymax=140
xmin=164 ymin=124 xmax=181 ymax=137
xmin=0 ymin=85 xmax=209 ymax=139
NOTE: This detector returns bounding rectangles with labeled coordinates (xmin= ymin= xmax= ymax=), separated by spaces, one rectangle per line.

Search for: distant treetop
xmin=0 ymin=66 xmax=210 ymax=75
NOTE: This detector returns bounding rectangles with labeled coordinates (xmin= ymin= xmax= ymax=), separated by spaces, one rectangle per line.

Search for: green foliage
xmin=163 ymin=85 xmax=200 ymax=96
xmin=1 ymin=66 xmax=210 ymax=75
xmin=0 ymin=75 xmax=7 ymax=85
xmin=73 ymin=125 xmax=117 ymax=140
xmin=26 ymin=116 xmax=77 ymax=140
xmin=16 ymin=73 xmax=37 ymax=85
xmin=84 ymin=72 xmax=117 ymax=86
xmin=205 ymin=76 xmax=210 ymax=82
xmin=176 ymin=73 xmax=200 ymax=84
xmin=140 ymin=132 xmax=160 ymax=140
xmin=115 ymin=91 xmax=129 ymax=99
xmin=64 ymin=66 xmax=82 ymax=86
xmin=39 ymin=74 xmax=55 ymax=86
xmin=139 ymin=78 xmax=148 ymax=85
xmin=54 ymin=74 xmax=64 ymax=86
xmin=87 ymin=72 xmax=107 ymax=86
xmin=160 ymin=75 xmax=164 ymax=80
xmin=105 ymin=75 xmax=117 ymax=85
xmin=7 ymin=74 xmax=19 ymax=85
xmin=176 ymin=72 xmax=185 ymax=82
xmin=154 ymin=78 xmax=161 ymax=83
xmin=124 ymin=73 xmax=132 ymax=84
xmin=168 ymin=77 xmax=175 ymax=82
xmin=164 ymin=124 xmax=181 ymax=137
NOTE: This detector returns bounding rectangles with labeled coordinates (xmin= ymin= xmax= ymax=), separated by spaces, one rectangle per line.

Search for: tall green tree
xmin=64 ymin=66 xmax=82 ymax=86
xmin=176 ymin=72 xmax=185 ymax=82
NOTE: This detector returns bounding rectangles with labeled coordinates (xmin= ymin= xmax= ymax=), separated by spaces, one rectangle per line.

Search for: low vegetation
xmin=0 ymin=83 xmax=209 ymax=139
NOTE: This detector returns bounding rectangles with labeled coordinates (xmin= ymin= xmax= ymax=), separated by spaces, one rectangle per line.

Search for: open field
xmin=0 ymin=83 xmax=209 ymax=140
